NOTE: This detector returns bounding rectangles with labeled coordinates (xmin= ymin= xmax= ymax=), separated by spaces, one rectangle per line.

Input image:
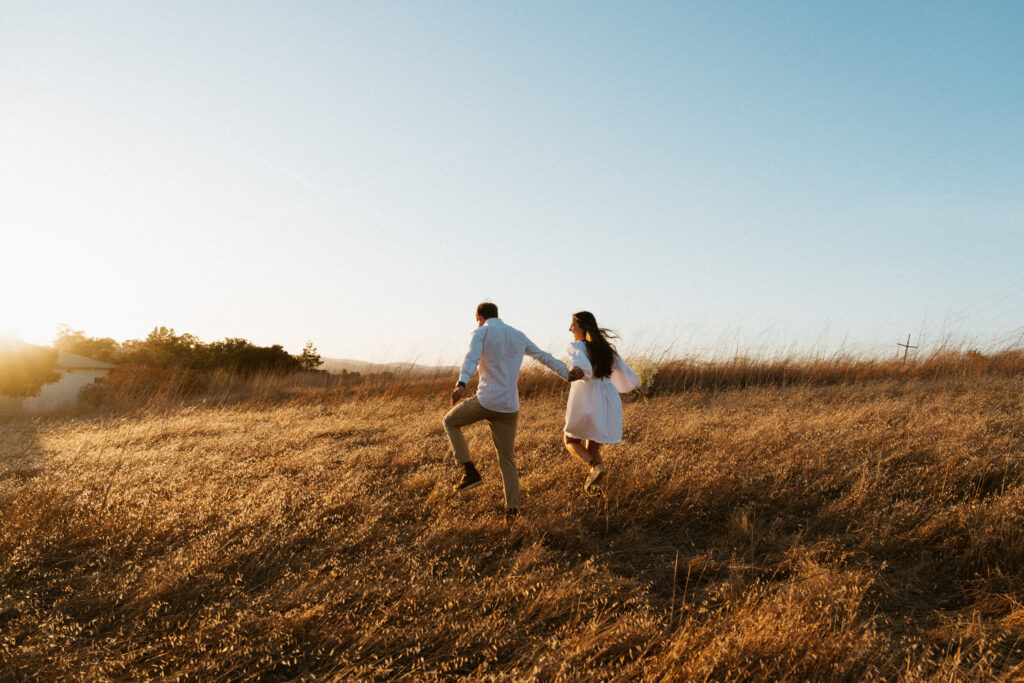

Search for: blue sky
xmin=3 ymin=2 xmax=1022 ymax=363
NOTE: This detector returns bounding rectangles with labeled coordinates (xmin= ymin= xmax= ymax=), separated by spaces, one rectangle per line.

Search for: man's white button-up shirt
xmin=458 ymin=318 xmax=568 ymax=413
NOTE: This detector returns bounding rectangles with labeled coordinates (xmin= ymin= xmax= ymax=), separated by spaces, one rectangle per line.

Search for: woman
xmin=564 ymin=311 xmax=648 ymax=490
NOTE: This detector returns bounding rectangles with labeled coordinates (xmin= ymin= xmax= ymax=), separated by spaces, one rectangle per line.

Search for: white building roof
xmin=56 ymin=352 xmax=118 ymax=370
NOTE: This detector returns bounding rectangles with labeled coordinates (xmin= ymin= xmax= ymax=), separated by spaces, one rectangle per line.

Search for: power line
xmin=973 ymin=299 xmax=1024 ymax=333
xmin=947 ymin=279 xmax=1024 ymax=325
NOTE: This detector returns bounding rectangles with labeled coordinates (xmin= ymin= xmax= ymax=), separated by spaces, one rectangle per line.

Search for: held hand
xmin=567 ymin=367 xmax=585 ymax=382
xmin=451 ymin=385 xmax=465 ymax=405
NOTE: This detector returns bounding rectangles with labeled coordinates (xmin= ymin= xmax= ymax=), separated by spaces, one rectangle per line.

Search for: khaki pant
xmin=443 ymin=397 xmax=520 ymax=509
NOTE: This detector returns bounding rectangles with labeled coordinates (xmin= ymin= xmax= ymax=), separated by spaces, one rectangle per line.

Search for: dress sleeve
xmin=566 ymin=342 xmax=593 ymax=379
xmin=610 ymin=354 xmax=641 ymax=393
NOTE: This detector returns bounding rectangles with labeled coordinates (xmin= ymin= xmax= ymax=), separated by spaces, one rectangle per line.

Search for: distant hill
xmin=320 ymin=358 xmax=458 ymax=378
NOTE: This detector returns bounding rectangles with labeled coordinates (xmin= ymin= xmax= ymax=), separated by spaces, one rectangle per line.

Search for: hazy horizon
xmin=3 ymin=315 xmax=1021 ymax=369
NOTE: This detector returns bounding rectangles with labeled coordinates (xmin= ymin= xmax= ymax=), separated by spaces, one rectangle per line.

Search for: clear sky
xmin=3 ymin=1 xmax=1022 ymax=364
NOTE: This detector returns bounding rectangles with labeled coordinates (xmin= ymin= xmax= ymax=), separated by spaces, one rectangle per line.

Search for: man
xmin=443 ymin=302 xmax=577 ymax=517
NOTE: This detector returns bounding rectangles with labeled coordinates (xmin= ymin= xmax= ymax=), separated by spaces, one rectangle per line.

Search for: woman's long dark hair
xmin=573 ymin=311 xmax=618 ymax=378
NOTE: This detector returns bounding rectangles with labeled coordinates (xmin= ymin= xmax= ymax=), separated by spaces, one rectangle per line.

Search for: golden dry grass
xmin=2 ymin=365 xmax=1024 ymax=680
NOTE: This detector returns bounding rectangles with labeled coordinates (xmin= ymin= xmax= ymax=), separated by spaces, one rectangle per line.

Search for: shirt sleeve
xmin=610 ymin=354 xmax=641 ymax=393
xmin=566 ymin=342 xmax=593 ymax=379
xmin=524 ymin=337 xmax=569 ymax=379
xmin=458 ymin=327 xmax=485 ymax=384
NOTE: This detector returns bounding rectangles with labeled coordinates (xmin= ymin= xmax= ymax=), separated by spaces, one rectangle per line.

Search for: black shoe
xmin=455 ymin=468 xmax=482 ymax=492
xmin=505 ymin=507 xmax=520 ymax=519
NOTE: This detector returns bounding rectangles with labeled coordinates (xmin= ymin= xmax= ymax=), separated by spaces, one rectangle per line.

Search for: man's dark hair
xmin=477 ymin=302 xmax=498 ymax=320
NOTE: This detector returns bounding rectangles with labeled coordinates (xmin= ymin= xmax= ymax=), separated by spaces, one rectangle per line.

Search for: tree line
xmin=0 ymin=326 xmax=324 ymax=399
xmin=54 ymin=325 xmax=323 ymax=374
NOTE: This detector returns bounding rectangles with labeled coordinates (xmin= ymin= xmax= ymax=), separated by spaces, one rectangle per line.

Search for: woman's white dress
xmin=564 ymin=341 xmax=641 ymax=444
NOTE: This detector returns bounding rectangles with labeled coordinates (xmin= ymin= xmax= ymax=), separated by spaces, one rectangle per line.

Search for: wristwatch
xmin=456 ymin=381 xmax=466 ymax=388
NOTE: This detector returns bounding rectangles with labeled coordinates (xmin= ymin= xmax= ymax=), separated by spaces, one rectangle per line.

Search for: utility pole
xmin=897 ymin=334 xmax=918 ymax=362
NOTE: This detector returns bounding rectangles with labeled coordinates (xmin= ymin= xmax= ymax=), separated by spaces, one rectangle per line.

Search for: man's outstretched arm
xmin=524 ymin=338 xmax=569 ymax=380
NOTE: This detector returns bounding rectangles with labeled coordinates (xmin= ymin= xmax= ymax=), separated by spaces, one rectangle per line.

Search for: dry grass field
xmin=2 ymin=357 xmax=1024 ymax=680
